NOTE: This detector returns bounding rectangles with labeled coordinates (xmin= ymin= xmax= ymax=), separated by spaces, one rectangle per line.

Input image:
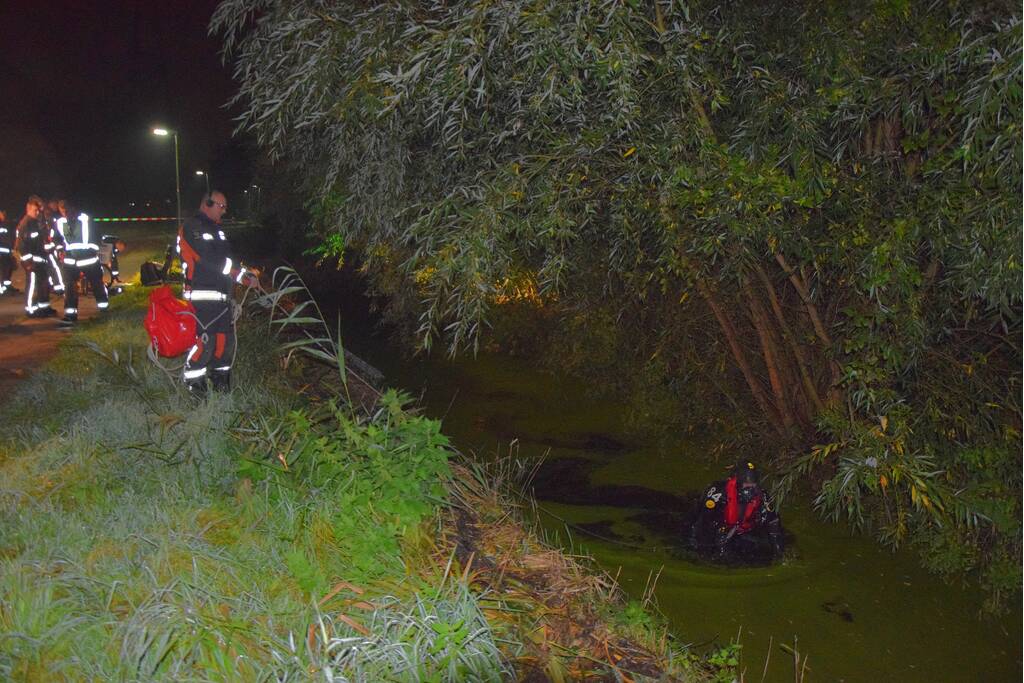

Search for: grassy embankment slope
xmin=0 ymin=267 xmax=724 ymax=681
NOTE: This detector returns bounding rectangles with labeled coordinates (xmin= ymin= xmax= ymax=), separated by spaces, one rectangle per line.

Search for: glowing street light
xmin=151 ymin=127 xmax=181 ymax=227
xmin=195 ymin=169 xmax=210 ymax=194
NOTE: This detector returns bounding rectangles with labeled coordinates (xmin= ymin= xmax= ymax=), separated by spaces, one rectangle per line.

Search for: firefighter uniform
xmin=101 ymin=234 xmax=122 ymax=284
xmin=177 ymin=211 xmax=249 ymax=392
xmin=17 ymin=209 xmax=53 ymax=316
xmin=43 ymin=209 xmax=66 ymax=295
xmin=61 ymin=212 xmax=109 ymax=323
xmin=0 ymin=216 xmax=15 ymax=294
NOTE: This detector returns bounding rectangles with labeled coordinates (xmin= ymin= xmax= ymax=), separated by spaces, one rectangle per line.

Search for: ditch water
xmin=291 ymin=261 xmax=1022 ymax=682
xmin=350 ymin=351 xmax=1019 ymax=682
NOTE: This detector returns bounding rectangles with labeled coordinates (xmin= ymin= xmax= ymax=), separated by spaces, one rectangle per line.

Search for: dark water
xmin=297 ymin=264 xmax=1022 ymax=683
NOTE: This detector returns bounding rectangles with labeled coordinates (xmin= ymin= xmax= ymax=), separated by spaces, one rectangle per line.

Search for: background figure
xmin=61 ymin=208 xmax=108 ymax=324
xmin=17 ymin=196 xmax=54 ymax=317
xmin=100 ymin=233 xmax=124 ymax=285
xmin=42 ymin=198 xmax=66 ymax=295
xmin=0 ymin=210 xmax=16 ymax=295
xmin=177 ymin=191 xmax=255 ymax=396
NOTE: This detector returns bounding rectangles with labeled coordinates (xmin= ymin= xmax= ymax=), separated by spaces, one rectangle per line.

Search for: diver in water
xmin=690 ymin=461 xmax=785 ymax=562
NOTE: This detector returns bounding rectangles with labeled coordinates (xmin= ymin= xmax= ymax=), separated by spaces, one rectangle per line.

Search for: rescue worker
xmin=100 ymin=233 xmax=124 ymax=285
xmin=54 ymin=199 xmax=71 ymax=250
xmin=690 ymin=461 xmax=784 ymax=560
xmin=0 ymin=210 xmax=17 ymax=295
xmin=60 ymin=207 xmax=108 ymax=325
xmin=17 ymin=196 xmax=55 ymax=317
xmin=42 ymin=198 xmax=66 ymax=295
xmin=177 ymin=190 xmax=256 ymax=396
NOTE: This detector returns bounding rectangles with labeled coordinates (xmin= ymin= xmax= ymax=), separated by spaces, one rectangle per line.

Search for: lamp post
xmin=152 ymin=128 xmax=181 ymax=227
xmin=196 ymin=170 xmax=210 ymax=194
xmin=251 ymin=184 xmax=261 ymax=216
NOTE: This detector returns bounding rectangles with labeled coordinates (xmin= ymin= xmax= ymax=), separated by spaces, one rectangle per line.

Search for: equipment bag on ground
xmin=139 ymin=261 xmax=163 ymax=286
xmin=144 ymin=285 xmax=197 ymax=357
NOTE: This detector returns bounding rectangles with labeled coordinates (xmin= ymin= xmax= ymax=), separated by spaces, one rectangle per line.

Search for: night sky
xmin=0 ymin=0 xmax=249 ymax=217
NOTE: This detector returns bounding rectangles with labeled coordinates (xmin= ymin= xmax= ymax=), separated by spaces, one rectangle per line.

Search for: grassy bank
xmin=0 ymin=274 xmax=723 ymax=681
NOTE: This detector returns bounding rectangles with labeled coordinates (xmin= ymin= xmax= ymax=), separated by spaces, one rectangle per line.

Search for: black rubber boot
xmin=186 ymin=381 xmax=208 ymax=402
xmin=210 ymin=371 xmax=231 ymax=392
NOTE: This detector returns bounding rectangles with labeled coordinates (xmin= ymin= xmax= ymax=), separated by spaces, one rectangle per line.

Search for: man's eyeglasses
xmin=214 ymin=202 xmax=227 ymax=210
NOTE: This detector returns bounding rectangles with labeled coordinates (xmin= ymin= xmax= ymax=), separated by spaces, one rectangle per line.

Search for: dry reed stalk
xmin=431 ymin=463 xmax=682 ymax=681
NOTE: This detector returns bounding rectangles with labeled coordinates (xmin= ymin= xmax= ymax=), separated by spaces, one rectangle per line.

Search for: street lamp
xmin=152 ymin=127 xmax=181 ymax=227
xmin=251 ymin=184 xmax=262 ymax=215
xmin=195 ymin=170 xmax=210 ymax=194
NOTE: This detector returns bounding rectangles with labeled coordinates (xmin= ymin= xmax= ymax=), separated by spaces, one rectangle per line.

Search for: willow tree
xmin=213 ymin=0 xmax=1021 ymax=610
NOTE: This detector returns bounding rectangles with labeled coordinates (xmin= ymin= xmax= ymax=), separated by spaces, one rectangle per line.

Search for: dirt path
xmin=0 ymin=232 xmax=170 ymax=401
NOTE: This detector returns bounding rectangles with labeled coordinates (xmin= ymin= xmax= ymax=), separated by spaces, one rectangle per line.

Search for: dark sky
xmin=0 ymin=0 xmax=249 ymax=216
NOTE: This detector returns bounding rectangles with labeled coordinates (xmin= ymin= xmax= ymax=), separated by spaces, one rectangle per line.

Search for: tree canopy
xmin=213 ymin=0 xmax=1021 ymax=611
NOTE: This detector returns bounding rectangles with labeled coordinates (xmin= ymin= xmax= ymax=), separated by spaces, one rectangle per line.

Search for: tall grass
xmin=0 ymin=276 xmax=509 ymax=680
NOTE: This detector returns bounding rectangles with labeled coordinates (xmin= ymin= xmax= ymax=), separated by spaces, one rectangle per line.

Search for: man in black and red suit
xmin=691 ymin=460 xmax=785 ymax=560
xmin=177 ymin=190 xmax=256 ymax=397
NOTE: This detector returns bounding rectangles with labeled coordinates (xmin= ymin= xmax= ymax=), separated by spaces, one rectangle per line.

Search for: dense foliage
xmin=212 ymin=0 xmax=1021 ymax=611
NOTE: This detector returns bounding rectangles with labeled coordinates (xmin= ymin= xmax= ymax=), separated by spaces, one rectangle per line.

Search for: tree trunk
xmin=753 ymin=261 xmax=826 ymax=416
xmin=694 ymin=277 xmax=785 ymax=435
xmin=743 ymin=277 xmax=797 ymax=431
xmin=774 ymin=252 xmax=843 ymax=407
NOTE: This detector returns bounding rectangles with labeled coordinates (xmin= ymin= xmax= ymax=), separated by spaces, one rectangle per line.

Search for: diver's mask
xmin=737 ymin=484 xmax=758 ymax=504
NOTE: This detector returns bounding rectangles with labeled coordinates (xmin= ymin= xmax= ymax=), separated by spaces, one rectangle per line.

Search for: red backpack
xmin=144 ymin=285 xmax=197 ymax=357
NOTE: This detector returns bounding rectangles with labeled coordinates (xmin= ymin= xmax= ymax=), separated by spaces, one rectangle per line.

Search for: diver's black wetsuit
xmin=690 ymin=474 xmax=784 ymax=561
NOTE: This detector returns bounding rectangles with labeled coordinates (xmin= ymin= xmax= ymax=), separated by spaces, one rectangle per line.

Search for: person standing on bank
xmin=42 ymin=198 xmax=66 ymax=296
xmin=0 ymin=210 xmax=17 ymax=295
xmin=17 ymin=196 xmax=55 ymax=317
xmin=178 ymin=191 xmax=256 ymax=396
xmin=60 ymin=206 xmax=109 ymax=325
xmin=100 ymin=233 xmax=125 ymax=286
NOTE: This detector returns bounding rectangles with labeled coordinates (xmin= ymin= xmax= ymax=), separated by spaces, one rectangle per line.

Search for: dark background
xmin=0 ymin=0 xmax=253 ymax=217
